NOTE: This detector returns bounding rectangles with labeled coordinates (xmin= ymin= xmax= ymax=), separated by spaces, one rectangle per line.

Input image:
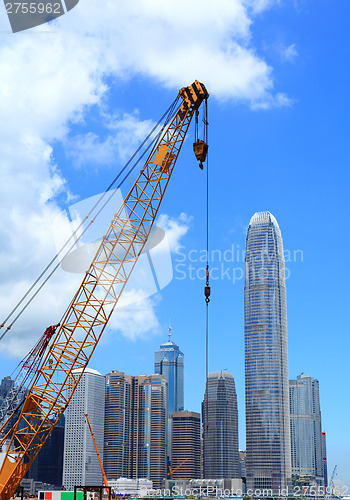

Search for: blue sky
xmin=0 ymin=0 xmax=349 ymax=489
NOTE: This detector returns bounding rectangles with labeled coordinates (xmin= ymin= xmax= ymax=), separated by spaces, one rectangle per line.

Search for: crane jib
xmin=0 ymin=81 xmax=208 ymax=500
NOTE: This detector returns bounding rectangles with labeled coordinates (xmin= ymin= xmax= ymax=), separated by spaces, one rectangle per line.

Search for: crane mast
xmin=0 ymin=80 xmax=208 ymax=500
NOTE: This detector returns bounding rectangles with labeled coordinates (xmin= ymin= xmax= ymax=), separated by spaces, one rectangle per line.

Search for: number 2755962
xmin=6 ymin=2 xmax=62 ymax=14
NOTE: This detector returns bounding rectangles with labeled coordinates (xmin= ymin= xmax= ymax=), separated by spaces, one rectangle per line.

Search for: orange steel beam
xmin=0 ymin=80 xmax=208 ymax=500
xmin=167 ymin=457 xmax=190 ymax=479
xmin=84 ymin=413 xmax=108 ymax=488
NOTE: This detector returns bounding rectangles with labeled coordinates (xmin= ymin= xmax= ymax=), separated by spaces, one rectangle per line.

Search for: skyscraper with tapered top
xmin=154 ymin=325 xmax=184 ymax=415
xmin=244 ymin=211 xmax=291 ymax=490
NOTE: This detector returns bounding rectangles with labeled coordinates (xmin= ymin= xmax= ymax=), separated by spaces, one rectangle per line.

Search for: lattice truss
xmin=0 ymin=81 xmax=208 ymax=500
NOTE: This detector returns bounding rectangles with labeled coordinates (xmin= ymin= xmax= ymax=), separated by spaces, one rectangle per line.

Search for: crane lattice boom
xmin=0 ymin=80 xmax=208 ymax=500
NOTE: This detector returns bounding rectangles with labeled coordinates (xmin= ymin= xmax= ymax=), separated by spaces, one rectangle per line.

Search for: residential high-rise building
xmin=103 ymin=372 xmax=167 ymax=489
xmin=289 ymin=374 xmax=324 ymax=485
xmin=104 ymin=370 xmax=131 ymax=480
xmin=63 ymin=368 xmax=106 ymax=490
xmin=202 ymin=371 xmax=239 ymax=479
xmin=154 ymin=327 xmax=184 ymax=415
xmin=172 ymin=411 xmax=200 ymax=479
xmin=244 ymin=211 xmax=291 ymax=490
xmin=137 ymin=374 xmax=167 ymax=488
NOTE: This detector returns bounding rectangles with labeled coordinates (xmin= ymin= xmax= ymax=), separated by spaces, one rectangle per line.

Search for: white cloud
xmin=66 ymin=111 xmax=155 ymax=167
xmin=282 ymin=43 xmax=299 ymax=62
xmin=251 ymin=91 xmax=294 ymax=110
xmin=109 ymin=292 xmax=162 ymax=343
xmin=0 ymin=0 xmax=290 ymax=357
xmin=52 ymin=0 xmax=286 ymax=106
xmin=244 ymin=0 xmax=281 ymax=14
xmin=157 ymin=213 xmax=193 ymax=252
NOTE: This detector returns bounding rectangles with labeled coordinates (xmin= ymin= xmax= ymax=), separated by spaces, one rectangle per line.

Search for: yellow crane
xmin=0 ymin=80 xmax=208 ymax=500
xmin=84 ymin=413 xmax=108 ymax=489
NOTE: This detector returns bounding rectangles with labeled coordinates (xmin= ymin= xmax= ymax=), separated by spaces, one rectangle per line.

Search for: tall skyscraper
xmin=244 ymin=211 xmax=291 ymax=490
xmin=136 ymin=374 xmax=168 ymax=488
xmin=172 ymin=411 xmax=200 ymax=479
xmin=104 ymin=370 xmax=131 ymax=480
xmin=103 ymin=372 xmax=167 ymax=489
xmin=289 ymin=374 xmax=324 ymax=485
xmin=202 ymin=371 xmax=239 ymax=479
xmin=154 ymin=326 xmax=184 ymax=415
xmin=63 ymin=368 xmax=106 ymax=490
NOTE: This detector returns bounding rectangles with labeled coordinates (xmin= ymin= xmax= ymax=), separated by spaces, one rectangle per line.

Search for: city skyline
xmin=0 ymin=346 xmax=332 ymax=489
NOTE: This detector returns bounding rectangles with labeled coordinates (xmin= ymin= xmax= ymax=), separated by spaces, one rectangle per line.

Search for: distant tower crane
xmin=0 ymin=80 xmax=208 ymax=500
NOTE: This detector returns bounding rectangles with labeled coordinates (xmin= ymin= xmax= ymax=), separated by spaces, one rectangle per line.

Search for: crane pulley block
xmin=193 ymin=139 xmax=208 ymax=169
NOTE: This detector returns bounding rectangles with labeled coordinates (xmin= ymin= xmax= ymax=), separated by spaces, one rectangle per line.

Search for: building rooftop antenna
xmin=168 ymin=320 xmax=172 ymax=342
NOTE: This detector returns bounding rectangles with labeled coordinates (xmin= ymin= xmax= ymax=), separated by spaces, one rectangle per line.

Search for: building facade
xmin=244 ymin=211 xmax=291 ymax=490
xmin=322 ymin=432 xmax=328 ymax=488
xmin=0 ymin=375 xmax=27 ymax=435
xmin=289 ymin=374 xmax=324 ymax=485
xmin=103 ymin=372 xmax=168 ymax=489
xmin=239 ymin=451 xmax=247 ymax=482
xmin=0 ymin=377 xmax=13 ymax=405
xmin=63 ymin=368 xmax=106 ymax=490
xmin=104 ymin=370 xmax=131 ymax=479
xmin=137 ymin=374 xmax=168 ymax=488
xmin=27 ymin=415 xmax=65 ymax=486
xmin=202 ymin=371 xmax=239 ymax=479
xmin=172 ymin=411 xmax=201 ymax=479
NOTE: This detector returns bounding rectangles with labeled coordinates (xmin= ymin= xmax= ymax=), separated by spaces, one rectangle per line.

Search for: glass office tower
xmin=154 ymin=328 xmax=184 ymax=414
xmin=202 ymin=371 xmax=239 ymax=479
xmin=244 ymin=212 xmax=291 ymax=490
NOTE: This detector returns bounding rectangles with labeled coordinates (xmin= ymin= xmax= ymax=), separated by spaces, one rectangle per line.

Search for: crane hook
xmin=205 ymin=265 xmax=210 ymax=303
